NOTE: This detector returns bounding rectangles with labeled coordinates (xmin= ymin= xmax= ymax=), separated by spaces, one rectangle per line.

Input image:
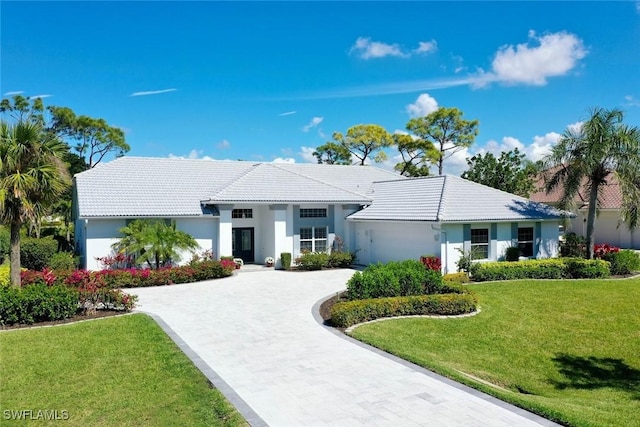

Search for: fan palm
xmin=544 ymin=107 xmax=640 ymax=259
xmin=0 ymin=120 xmax=71 ymax=287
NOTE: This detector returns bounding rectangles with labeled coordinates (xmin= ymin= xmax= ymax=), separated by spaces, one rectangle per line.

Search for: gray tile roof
xmin=348 ymin=175 xmax=569 ymax=222
xmin=74 ymin=157 xmax=399 ymax=218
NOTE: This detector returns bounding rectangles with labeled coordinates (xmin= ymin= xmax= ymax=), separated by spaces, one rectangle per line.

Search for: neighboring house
xmin=73 ymin=157 xmax=568 ymax=272
xmin=529 ymin=172 xmax=640 ymax=249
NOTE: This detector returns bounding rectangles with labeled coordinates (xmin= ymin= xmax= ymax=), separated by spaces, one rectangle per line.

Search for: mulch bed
xmin=1 ymin=310 xmax=127 ymax=331
xmin=319 ymin=291 xmax=349 ymax=327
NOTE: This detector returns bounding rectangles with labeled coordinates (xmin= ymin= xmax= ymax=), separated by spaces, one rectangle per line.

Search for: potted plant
xmin=264 ymin=256 xmax=275 ymax=267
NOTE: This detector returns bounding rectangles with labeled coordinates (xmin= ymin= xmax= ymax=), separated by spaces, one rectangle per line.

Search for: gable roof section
xmin=348 ymin=175 xmax=569 ymax=222
xmin=74 ymin=157 xmax=402 ymax=218
xmin=529 ymin=167 xmax=623 ymax=210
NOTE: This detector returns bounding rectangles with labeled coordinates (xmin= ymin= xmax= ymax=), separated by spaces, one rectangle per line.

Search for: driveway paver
xmin=128 ymin=269 xmax=558 ymax=427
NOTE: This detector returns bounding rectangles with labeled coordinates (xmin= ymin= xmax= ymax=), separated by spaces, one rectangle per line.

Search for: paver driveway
xmin=128 ymin=269 xmax=557 ymax=427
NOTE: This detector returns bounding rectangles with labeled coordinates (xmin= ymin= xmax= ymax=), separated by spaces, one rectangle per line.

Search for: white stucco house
xmin=73 ymin=157 xmax=568 ymax=273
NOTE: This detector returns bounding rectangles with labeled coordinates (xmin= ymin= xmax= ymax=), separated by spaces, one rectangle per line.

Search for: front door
xmin=232 ymin=227 xmax=255 ymax=263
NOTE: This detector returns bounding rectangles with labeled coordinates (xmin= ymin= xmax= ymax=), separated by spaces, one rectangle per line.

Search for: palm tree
xmin=0 ymin=120 xmax=71 ymax=287
xmin=544 ymin=107 xmax=640 ymax=259
xmin=112 ymin=219 xmax=199 ymax=269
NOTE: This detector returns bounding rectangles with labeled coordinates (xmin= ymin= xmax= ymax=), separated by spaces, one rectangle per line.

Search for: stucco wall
xmin=568 ymin=210 xmax=640 ymax=249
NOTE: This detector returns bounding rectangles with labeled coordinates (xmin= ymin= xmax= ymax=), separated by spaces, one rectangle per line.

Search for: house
xmin=73 ymin=157 xmax=568 ymax=272
xmin=529 ymin=172 xmax=640 ymax=249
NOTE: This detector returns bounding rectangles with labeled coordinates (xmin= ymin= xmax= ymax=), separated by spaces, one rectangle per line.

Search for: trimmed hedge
xmin=294 ymin=251 xmax=355 ymax=270
xmin=346 ymin=260 xmax=443 ymax=300
xmin=331 ymin=292 xmax=478 ymax=328
xmin=443 ymin=272 xmax=470 ymax=284
xmin=472 ymin=258 xmax=610 ymax=281
xmin=280 ymin=252 xmax=292 ymax=270
xmin=0 ymin=284 xmax=79 ymax=325
xmin=20 ymin=237 xmax=58 ymax=271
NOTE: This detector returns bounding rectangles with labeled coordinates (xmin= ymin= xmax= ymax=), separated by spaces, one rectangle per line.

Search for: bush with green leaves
xmin=20 ymin=237 xmax=58 ymax=271
xmin=47 ymin=252 xmax=77 ymax=270
xmin=294 ymin=252 xmax=328 ymax=270
xmin=443 ymin=272 xmax=470 ymax=284
xmin=563 ymin=258 xmax=610 ymax=279
xmin=331 ymin=292 xmax=478 ymax=328
xmin=603 ymin=250 xmax=640 ymax=275
xmin=327 ymin=251 xmax=354 ymax=268
xmin=0 ymin=284 xmax=79 ymax=325
xmin=0 ymin=226 xmax=9 ymax=264
xmin=280 ymin=252 xmax=292 ymax=270
xmin=560 ymin=233 xmax=587 ymax=258
xmin=505 ymin=246 xmax=520 ymax=262
xmin=471 ymin=258 xmax=611 ymax=281
xmin=346 ymin=260 xmax=444 ymax=300
xmin=0 ymin=265 xmax=10 ymax=287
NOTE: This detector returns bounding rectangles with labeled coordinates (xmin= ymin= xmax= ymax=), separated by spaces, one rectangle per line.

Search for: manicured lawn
xmin=349 ymin=278 xmax=640 ymax=427
xmin=0 ymin=314 xmax=247 ymax=426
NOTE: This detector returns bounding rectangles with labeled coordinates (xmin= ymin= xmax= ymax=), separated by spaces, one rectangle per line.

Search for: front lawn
xmin=349 ymin=278 xmax=640 ymax=427
xmin=0 ymin=314 xmax=247 ymax=426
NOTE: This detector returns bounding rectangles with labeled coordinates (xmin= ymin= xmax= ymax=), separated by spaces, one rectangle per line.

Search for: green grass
xmin=349 ymin=278 xmax=640 ymax=427
xmin=0 ymin=314 xmax=247 ymax=426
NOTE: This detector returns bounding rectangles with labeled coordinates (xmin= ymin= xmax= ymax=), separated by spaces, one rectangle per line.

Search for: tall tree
xmin=48 ymin=106 xmax=129 ymax=168
xmin=461 ymin=148 xmax=541 ymax=197
xmin=544 ymin=107 xmax=640 ymax=259
xmin=393 ymin=133 xmax=438 ymax=177
xmin=0 ymin=120 xmax=71 ymax=287
xmin=0 ymin=95 xmax=45 ymax=125
xmin=112 ymin=219 xmax=199 ymax=269
xmin=330 ymin=124 xmax=393 ymax=166
xmin=406 ymin=107 xmax=479 ymax=175
xmin=312 ymin=142 xmax=351 ymax=165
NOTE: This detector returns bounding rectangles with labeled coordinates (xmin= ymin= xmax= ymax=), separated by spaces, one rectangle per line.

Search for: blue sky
xmin=2 ymin=1 xmax=639 ymax=175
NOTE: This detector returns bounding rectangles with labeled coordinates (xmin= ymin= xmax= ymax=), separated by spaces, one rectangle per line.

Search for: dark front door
xmin=232 ymin=227 xmax=255 ymax=263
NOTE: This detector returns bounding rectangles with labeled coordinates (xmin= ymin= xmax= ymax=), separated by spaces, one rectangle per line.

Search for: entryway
xmin=232 ymin=227 xmax=254 ymax=263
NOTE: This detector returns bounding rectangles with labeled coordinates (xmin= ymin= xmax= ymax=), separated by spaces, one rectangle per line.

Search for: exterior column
xmin=270 ymin=205 xmax=288 ymax=268
xmin=217 ymin=205 xmax=234 ymax=259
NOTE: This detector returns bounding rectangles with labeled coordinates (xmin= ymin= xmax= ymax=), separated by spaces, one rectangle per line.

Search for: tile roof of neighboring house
xmin=529 ymin=168 xmax=623 ymax=210
xmin=348 ymin=175 xmax=569 ymax=222
xmin=73 ymin=157 xmax=399 ymax=218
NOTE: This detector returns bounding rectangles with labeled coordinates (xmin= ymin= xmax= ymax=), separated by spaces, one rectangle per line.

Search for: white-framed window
xmin=518 ymin=227 xmax=534 ymax=257
xmin=232 ymin=208 xmax=253 ymax=219
xmin=300 ymin=208 xmax=327 ymax=218
xmin=300 ymin=226 xmax=328 ymax=252
xmin=471 ymin=229 xmax=489 ymax=259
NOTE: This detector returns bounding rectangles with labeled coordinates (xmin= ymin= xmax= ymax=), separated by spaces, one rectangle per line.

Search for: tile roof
xmin=74 ymin=157 xmax=399 ymax=218
xmin=348 ymin=175 xmax=568 ymax=222
xmin=529 ymin=167 xmax=623 ymax=210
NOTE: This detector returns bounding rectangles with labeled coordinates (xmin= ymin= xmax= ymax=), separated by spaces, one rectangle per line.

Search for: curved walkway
xmin=128 ymin=269 xmax=558 ymax=427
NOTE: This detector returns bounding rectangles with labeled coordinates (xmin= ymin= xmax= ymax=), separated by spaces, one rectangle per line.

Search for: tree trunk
xmin=585 ymin=183 xmax=600 ymax=259
xmin=9 ymin=221 xmax=21 ymax=288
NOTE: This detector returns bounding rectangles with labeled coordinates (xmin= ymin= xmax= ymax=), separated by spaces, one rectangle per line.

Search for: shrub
xmin=0 ymin=265 xmax=10 ymax=287
xmin=594 ymin=243 xmax=620 ymax=259
xmin=560 ymin=233 xmax=587 ymax=258
xmin=603 ymin=250 xmax=640 ymax=275
xmin=473 ymin=259 xmax=567 ymax=281
xmin=420 ymin=255 xmax=441 ymax=272
xmin=280 ymin=252 xmax=292 ymax=270
xmin=455 ymin=248 xmax=481 ymax=277
xmin=330 ymin=292 xmax=478 ymax=328
xmin=443 ymin=272 xmax=470 ymax=284
xmin=505 ymin=247 xmax=520 ymax=262
xmin=0 ymin=227 xmax=9 ymax=264
xmin=20 ymin=237 xmax=58 ymax=271
xmin=48 ymin=252 xmax=77 ymax=270
xmin=564 ymin=258 xmax=610 ymax=278
xmin=327 ymin=251 xmax=354 ymax=268
xmin=295 ymin=252 xmax=328 ymax=270
xmin=0 ymin=284 xmax=79 ymax=325
xmin=346 ymin=260 xmax=444 ymax=300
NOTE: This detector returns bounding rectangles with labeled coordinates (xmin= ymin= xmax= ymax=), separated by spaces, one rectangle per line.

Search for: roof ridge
xmin=209 ymin=162 xmax=262 ymax=197
xmin=435 ymin=175 xmax=447 ymax=221
xmin=268 ymin=163 xmax=371 ymax=199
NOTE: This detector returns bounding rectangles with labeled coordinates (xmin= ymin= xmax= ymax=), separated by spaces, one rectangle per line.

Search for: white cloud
xmin=29 ymin=94 xmax=53 ymax=99
xmin=406 ymin=93 xmax=439 ymax=118
xmin=625 ymin=95 xmax=640 ymax=107
xmin=528 ymin=132 xmax=560 ymax=161
xmin=130 ymin=88 xmax=177 ymax=96
xmin=3 ymin=91 xmax=24 ymax=96
xmin=279 ymin=111 xmax=297 ymax=116
xmin=217 ymin=139 xmax=231 ymax=149
xmin=272 ymin=157 xmax=295 ymax=163
xmin=302 ymin=116 xmax=324 ymax=132
xmin=350 ymin=37 xmax=408 ymax=59
xmin=299 ymin=146 xmax=317 ymax=163
xmin=567 ymin=121 xmax=584 ymax=134
xmin=414 ymin=40 xmax=438 ymax=55
xmin=168 ymin=150 xmax=214 ymax=160
xmin=474 ymin=30 xmax=587 ymax=87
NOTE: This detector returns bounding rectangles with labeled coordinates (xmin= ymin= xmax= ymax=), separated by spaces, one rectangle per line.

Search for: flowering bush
xmin=593 ymin=243 xmax=620 ymax=259
xmin=420 ymin=255 xmax=442 ymax=272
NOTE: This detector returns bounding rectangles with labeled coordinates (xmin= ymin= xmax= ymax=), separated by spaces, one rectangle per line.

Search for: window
xmin=470 ymin=229 xmax=489 ymax=259
xmin=300 ymin=226 xmax=328 ymax=252
xmin=518 ymin=227 xmax=534 ymax=257
xmin=232 ymin=209 xmax=253 ymax=219
xmin=300 ymin=208 xmax=327 ymax=218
